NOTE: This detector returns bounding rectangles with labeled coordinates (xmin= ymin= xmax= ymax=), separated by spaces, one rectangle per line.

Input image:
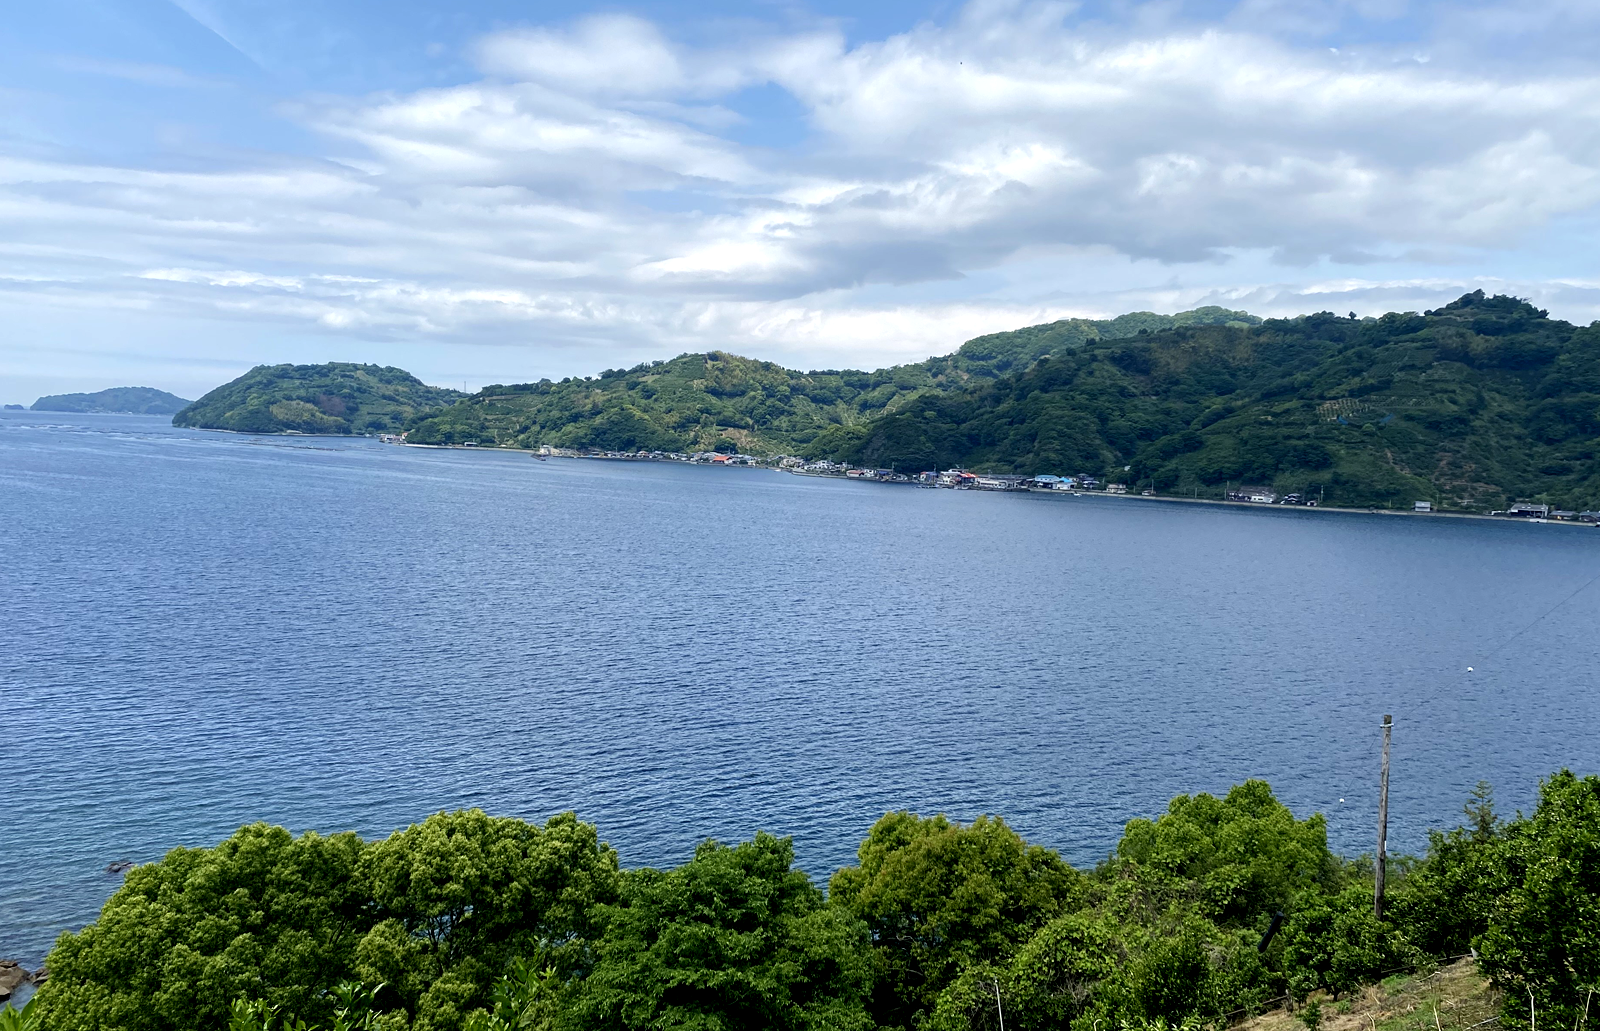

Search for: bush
xmin=1476 ymin=771 xmax=1600 ymax=1029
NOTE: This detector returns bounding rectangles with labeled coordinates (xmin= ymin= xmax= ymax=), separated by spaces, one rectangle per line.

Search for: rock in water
xmin=106 ymin=859 xmax=133 ymax=874
xmin=0 ymin=959 xmax=30 ymax=999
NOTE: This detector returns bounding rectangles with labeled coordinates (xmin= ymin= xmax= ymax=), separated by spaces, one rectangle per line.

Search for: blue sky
xmin=3 ymin=0 xmax=1599 ymax=402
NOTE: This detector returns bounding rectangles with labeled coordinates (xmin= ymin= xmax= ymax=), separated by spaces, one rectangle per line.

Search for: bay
xmin=3 ymin=410 xmax=1599 ymax=967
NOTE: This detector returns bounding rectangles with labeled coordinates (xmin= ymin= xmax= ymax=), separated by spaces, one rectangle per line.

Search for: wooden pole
xmin=1375 ymin=714 xmax=1392 ymax=920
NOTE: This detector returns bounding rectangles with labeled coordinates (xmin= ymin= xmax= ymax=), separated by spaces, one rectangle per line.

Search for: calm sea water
xmin=4 ymin=411 xmax=1600 ymax=967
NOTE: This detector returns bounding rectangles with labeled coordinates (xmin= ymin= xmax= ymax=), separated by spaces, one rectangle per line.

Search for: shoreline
xmin=400 ymin=442 xmax=1598 ymax=529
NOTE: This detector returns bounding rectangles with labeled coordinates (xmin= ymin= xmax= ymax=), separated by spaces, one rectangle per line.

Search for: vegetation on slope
xmin=806 ymin=292 xmax=1600 ymax=510
xmin=173 ymin=364 xmax=463 ymax=435
xmin=402 ymin=308 xmax=1259 ymax=452
xmin=31 ymin=387 xmax=191 ymax=415
xmin=1238 ymin=958 xmax=1498 ymax=1031
xmin=25 ymin=771 xmax=1600 ymax=1031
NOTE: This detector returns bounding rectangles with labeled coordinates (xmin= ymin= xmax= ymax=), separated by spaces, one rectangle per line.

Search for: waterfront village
xmin=374 ymin=436 xmax=1600 ymax=523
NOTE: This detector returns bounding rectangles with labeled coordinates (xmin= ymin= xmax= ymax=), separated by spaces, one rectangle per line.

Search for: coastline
xmin=399 ymin=442 xmax=1598 ymax=529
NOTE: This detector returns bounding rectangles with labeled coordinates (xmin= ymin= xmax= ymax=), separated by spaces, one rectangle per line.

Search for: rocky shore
xmin=0 ymin=959 xmax=42 ymax=1002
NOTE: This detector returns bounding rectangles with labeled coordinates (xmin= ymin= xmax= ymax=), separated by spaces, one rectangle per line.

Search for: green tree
xmin=829 ymin=813 xmax=1082 ymax=1030
xmin=354 ymin=810 xmax=620 ymax=1031
xmin=36 ymin=824 xmax=371 ymax=1031
xmin=1114 ymin=780 xmax=1338 ymax=927
xmin=569 ymin=833 xmax=873 ymax=1031
xmin=1281 ymin=885 xmax=1414 ymax=999
xmin=1476 ymin=771 xmax=1600 ymax=1030
xmin=1392 ymin=783 xmax=1506 ymax=958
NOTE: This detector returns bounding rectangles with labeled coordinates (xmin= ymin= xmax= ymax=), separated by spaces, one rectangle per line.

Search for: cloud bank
xmin=4 ymin=0 xmax=1600 ymax=390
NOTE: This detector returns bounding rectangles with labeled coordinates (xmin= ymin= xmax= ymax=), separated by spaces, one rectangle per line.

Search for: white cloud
xmin=5 ymin=0 xmax=1600 ymax=396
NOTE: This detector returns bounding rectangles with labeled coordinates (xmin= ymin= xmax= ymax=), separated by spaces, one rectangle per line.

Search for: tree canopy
xmin=29 ymin=772 xmax=1600 ymax=1031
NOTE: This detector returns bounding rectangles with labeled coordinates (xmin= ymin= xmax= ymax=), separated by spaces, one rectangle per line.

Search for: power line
xmin=1405 ymin=560 xmax=1600 ymax=716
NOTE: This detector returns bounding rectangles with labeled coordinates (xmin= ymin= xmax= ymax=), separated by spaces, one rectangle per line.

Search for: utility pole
xmin=1375 ymin=714 xmax=1392 ymax=920
xmin=992 ymin=979 xmax=1006 ymax=1031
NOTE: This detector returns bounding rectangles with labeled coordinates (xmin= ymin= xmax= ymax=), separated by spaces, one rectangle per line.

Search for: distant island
xmin=180 ymin=292 xmax=1600 ymax=511
xmin=33 ymin=386 xmax=191 ymax=415
xmin=172 ymin=363 xmax=465 ymax=435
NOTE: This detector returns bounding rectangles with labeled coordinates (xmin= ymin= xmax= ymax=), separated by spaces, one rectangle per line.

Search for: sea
xmin=4 ymin=410 xmax=1599 ymax=968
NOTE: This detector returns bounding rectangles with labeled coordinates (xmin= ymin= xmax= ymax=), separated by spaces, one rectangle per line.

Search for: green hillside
xmin=174 ymin=363 xmax=464 ymax=435
xmin=805 ymin=291 xmax=1600 ymax=510
xmin=32 ymin=386 xmax=190 ymax=414
xmin=406 ymin=351 xmax=927 ymax=452
xmin=405 ymin=306 xmax=1259 ymax=451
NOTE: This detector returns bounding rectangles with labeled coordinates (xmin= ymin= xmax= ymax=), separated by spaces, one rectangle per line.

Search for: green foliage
xmin=569 ymin=833 xmax=874 ymax=1031
xmin=1282 ymin=886 xmax=1416 ymax=999
xmin=172 ymin=364 xmax=462 ymax=435
xmin=1298 ymin=997 xmax=1323 ymax=1031
xmin=806 ymin=293 xmax=1600 ymax=509
xmin=1113 ymin=780 xmax=1339 ymax=925
xmin=36 ymin=772 xmax=1600 ymax=1031
xmin=1474 ymin=771 xmax=1600 ymax=1030
xmin=31 ymin=386 xmax=191 ymax=414
xmin=828 ymin=813 xmax=1082 ymax=1029
xmin=461 ymin=960 xmax=562 ymax=1031
xmin=227 ymin=983 xmax=384 ymax=1031
xmin=0 ymin=996 xmax=41 ymax=1031
xmin=1392 ymin=784 xmax=1505 ymax=958
xmin=403 ymin=309 xmax=1257 ymax=454
xmin=34 ymin=811 xmax=616 ymax=1031
xmin=354 ymin=811 xmax=620 ymax=1030
xmin=405 ymin=352 xmax=920 ymax=452
xmin=174 ymin=294 xmax=1600 ymax=508
xmin=36 ymin=823 xmax=370 ymax=1031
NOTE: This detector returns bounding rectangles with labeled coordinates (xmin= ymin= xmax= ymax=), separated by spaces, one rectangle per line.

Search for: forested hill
xmin=806 ymin=291 xmax=1600 ymax=511
xmin=404 ymin=305 xmax=1258 ymax=451
xmin=32 ymin=386 xmax=190 ymax=414
xmin=173 ymin=363 xmax=464 ymax=435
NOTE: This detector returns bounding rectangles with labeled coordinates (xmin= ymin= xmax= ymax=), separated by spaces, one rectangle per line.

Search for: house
xmin=1552 ymin=510 xmax=1578 ymax=521
xmin=1580 ymin=512 xmax=1600 ymax=524
xmin=1507 ymin=502 xmax=1551 ymax=519
xmin=1077 ymin=476 xmax=1100 ymax=490
xmin=974 ymin=475 xmax=1028 ymax=491
xmin=1105 ymin=483 xmax=1129 ymax=494
xmin=1030 ymin=475 xmax=1062 ymax=489
xmin=1414 ymin=501 xmax=1433 ymax=513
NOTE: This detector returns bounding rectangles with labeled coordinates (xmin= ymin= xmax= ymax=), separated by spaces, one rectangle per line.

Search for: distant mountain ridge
xmin=33 ymin=386 xmax=190 ymax=415
xmin=178 ymin=296 xmax=1600 ymax=509
xmin=173 ymin=363 xmax=465 ymax=435
xmin=804 ymin=291 xmax=1600 ymax=510
xmin=404 ymin=305 xmax=1260 ymax=453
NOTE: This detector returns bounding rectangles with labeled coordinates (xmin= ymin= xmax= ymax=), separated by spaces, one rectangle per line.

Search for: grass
xmin=1238 ymin=960 xmax=1500 ymax=1031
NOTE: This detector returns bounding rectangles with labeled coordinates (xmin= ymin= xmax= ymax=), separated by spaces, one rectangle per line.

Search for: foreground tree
xmin=569 ymin=833 xmax=873 ymax=1031
xmin=1475 ymin=771 xmax=1600 ymax=1029
xmin=35 ymin=811 xmax=617 ymax=1031
xmin=829 ymin=813 xmax=1082 ymax=1030
xmin=354 ymin=810 xmax=619 ymax=1031
xmin=37 ymin=824 xmax=370 ymax=1031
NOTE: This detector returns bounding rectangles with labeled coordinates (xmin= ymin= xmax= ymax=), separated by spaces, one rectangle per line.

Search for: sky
xmin=3 ymin=0 xmax=1600 ymax=402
